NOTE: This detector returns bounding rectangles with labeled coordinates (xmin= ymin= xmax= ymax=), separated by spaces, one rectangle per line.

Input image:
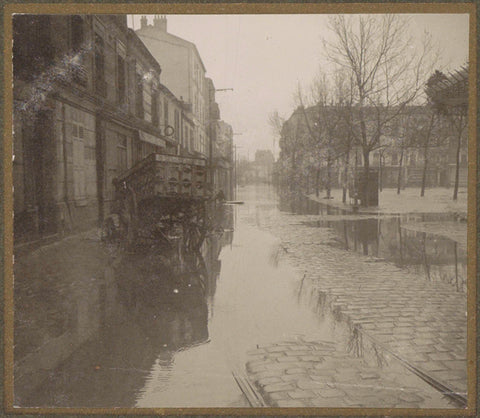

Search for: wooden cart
xmin=106 ymin=153 xmax=212 ymax=250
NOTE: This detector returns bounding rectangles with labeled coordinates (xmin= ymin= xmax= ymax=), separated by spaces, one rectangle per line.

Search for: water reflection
xmin=16 ymin=205 xmax=234 ymax=407
xmin=279 ymin=194 xmax=467 ymax=292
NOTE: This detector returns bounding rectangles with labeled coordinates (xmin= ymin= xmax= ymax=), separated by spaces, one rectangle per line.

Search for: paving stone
xmin=247 ymin=348 xmax=266 ymax=355
xmin=253 ymin=369 xmax=284 ymax=380
xmin=315 ymin=387 xmax=345 ymax=398
xmin=275 ymin=399 xmax=307 ymax=407
xmin=413 ymin=361 xmax=447 ymax=372
xmin=267 ymin=391 xmax=290 ymax=401
xmin=427 ymin=352 xmax=454 ymax=362
xmin=285 ymin=350 xmax=312 ymax=356
xmin=296 ymin=378 xmax=328 ymax=391
xmin=299 ymin=355 xmax=325 ymax=363
xmin=287 ymin=344 xmax=312 ymax=351
xmin=257 ymin=376 xmax=283 ymax=387
xmin=285 ymin=367 xmax=307 ymax=375
xmin=359 ymin=372 xmax=380 ymax=380
xmin=247 ymin=363 xmax=267 ymax=374
xmin=288 ymin=389 xmax=317 ymax=399
xmin=281 ymin=373 xmax=309 ymax=383
xmin=262 ymin=382 xmax=296 ymax=393
xmin=266 ymin=346 xmax=287 ymax=354
xmin=398 ymin=392 xmax=425 ymax=403
xmin=277 ymin=355 xmax=300 ymax=363
xmin=264 ymin=362 xmax=290 ymax=371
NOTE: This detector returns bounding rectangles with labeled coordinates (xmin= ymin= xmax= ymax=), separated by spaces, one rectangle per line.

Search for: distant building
xmin=236 ymin=150 xmax=275 ymax=185
xmin=254 ymin=150 xmax=275 ymax=183
xmin=278 ymin=102 xmax=467 ymax=196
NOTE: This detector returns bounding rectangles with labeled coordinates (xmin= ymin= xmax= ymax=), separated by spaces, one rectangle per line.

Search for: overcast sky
xmin=130 ymin=14 xmax=469 ymax=160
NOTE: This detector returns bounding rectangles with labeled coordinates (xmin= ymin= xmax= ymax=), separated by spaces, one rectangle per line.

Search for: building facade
xmin=12 ymin=14 xmax=206 ymax=242
xmin=136 ymin=16 xmax=209 ymax=157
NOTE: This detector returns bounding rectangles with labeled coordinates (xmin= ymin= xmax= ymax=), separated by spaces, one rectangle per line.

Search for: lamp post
xmin=232 ymin=134 xmax=243 ymax=200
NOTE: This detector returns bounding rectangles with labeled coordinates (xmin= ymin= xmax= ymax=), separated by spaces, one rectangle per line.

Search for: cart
xmin=106 ymin=153 xmax=213 ymax=251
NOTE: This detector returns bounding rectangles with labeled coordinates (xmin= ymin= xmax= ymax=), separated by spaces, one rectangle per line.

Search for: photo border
xmin=2 ymin=1 xmax=477 ymax=416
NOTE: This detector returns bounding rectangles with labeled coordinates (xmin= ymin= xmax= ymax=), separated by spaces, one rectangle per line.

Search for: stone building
xmin=12 ymin=14 xmax=195 ymax=242
xmin=136 ymin=16 xmax=209 ymax=157
xmin=277 ymin=101 xmax=467 ymax=197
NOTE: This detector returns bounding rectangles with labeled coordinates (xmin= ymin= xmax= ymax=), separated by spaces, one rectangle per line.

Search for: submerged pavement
xmin=240 ymin=185 xmax=467 ymax=407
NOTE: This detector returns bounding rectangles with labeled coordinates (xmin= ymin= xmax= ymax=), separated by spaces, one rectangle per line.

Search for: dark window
xmin=71 ymin=15 xmax=84 ymax=52
xmin=70 ymin=16 xmax=87 ymax=87
xmin=135 ymin=73 xmax=144 ymax=118
xmin=151 ymin=91 xmax=159 ymax=127
xmin=94 ymin=34 xmax=106 ymax=96
xmin=13 ymin=15 xmax=53 ymax=81
xmin=117 ymin=55 xmax=126 ymax=104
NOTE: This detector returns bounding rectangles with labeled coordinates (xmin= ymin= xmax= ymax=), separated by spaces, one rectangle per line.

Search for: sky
xmin=130 ymin=14 xmax=469 ymax=160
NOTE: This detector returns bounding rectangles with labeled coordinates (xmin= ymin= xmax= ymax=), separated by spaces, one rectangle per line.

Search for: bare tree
xmin=426 ymin=67 xmax=468 ymax=200
xmin=278 ymin=109 xmax=309 ymax=194
xmin=268 ymin=110 xmax=285 ymax=159
xmin=295 ymin=72 xmax=352 ymax=199
xmin=324 ymin=15 xmax=438 ymax=206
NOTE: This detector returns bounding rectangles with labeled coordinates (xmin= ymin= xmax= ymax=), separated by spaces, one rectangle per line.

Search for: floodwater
xmin=282 ymin=194 xmax=467 ymax=292
xmin=17 ymin=185 xmax=332 ymax=407
xmin=14 ymin=184 xmax=464 ymax=408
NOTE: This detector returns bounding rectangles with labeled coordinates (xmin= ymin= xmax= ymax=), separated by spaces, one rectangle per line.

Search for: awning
xmin=139 ymin=131 xmax=166 ymax=148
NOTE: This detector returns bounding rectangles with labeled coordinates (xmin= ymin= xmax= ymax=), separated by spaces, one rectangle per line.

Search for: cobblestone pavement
xmin=245 ymin=336 xmax=452 ymax=408
xmin=241 ymin=197 xmax=468 ymax=402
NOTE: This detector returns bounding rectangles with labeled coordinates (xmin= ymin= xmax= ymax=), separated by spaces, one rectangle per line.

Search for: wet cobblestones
xmin=245 ymin=336 xmax=451 ymax=408
xmin=242 ymin=204 xmax=467 ymax=402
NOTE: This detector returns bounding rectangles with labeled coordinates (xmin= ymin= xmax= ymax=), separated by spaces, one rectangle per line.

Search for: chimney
xmin=140 ymin=15 xmax=148 ymax=29
xmin=153 ymin=15 xmax=167 ymax=32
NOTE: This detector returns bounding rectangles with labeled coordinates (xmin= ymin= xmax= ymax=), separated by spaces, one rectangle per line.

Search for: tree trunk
xmin=326 ymin=156 xmax=331 ymax=199
xmin=362 ymin=149 xmax=370 ymax=207
xmin=453 ymin=128 xmax=462 ymax=201
xmin=315 ymin=168 xmax=320 ymax=197
xmin=397 ymin=148 xmax=404 ymax=195
xmin=342 ymin=148 xmax=350 ymax=203
xmin=379 ymin=155 xmax=383 ymax=192
xmin=290 ymin=153 xmax=296 ymax=193
xmin=420 ymin=143 xmax=429 ymax=197
xmin=421 ymin=112 xmax=435 ymax=197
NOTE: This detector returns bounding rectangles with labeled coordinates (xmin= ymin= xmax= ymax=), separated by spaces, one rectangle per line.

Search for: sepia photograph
xmin=4 ymin=3 xmax=476 ymax=414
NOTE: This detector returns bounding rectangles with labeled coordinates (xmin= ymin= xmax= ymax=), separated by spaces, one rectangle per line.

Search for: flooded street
xmin=14 ymin=184 xmax=466 ymax=409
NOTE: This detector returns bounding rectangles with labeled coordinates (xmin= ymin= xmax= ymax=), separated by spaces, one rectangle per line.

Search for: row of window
xmin=70 ymin=16 xmax=205 ymax=156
